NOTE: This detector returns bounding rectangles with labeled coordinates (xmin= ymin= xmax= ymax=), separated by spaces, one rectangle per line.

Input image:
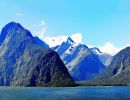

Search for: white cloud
xmin=33 ymin=20 xmax=83 ymax=47
xmin=33 ymin=21 xmax=129 ymax=55
xmin=16 ymin=13 xmax=23 ymax=16
xmin=99 ymin=42 xmax=120 ymax=55
xmin=38 ymin=20 xmax=47 ymax=39
xmin=123 ymin=44 xmax=130 ymax=48
xmin=44 ymin=35 xmax=68 ymax=47
xmin=87 ymin=45 xmax=94 ymax=48
xmin=43 ymin=33 xmax=83 ymax=47
xmin=70 ymin=33 xmax=82 ymax=43
xmin=88 ymin=42 xmax=130 ymax=55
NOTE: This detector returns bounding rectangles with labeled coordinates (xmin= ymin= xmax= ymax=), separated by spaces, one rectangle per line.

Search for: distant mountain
xmin=0 ymin=22 xmax=74 ymax=87
xmin=90 ymin=47 xmax=113 ymax=66
xmin=52 ymin=37 xmax=105 ymax=81
xmin=90 ymin=47 xmax=103 ymax=54
xmin=56 ymin=37 xmax=74 ymax=56
xmin=94 ymin=47 xmax=130 ymax=85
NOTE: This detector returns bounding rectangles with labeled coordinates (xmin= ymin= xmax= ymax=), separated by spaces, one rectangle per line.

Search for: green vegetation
xmin=81 ymin=47 xmax=130 ymax=86
xmin=0 ymin=22 xmax=75 ymax=87
xmin=78 ymin=82 xmax=128 ymax=86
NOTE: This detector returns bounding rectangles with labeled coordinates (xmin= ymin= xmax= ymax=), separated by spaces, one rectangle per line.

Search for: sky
xmin=0 ymin=0 xmax=130 ymax=55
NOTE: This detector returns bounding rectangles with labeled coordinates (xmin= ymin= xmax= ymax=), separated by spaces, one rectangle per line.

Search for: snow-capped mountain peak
xmin=65 ymin=43 xmax=81 ymax=55
xmin=90 ymin=47 xmax=103 ymax=55
xmin=66 ymin=37 xmax=74 ymax=44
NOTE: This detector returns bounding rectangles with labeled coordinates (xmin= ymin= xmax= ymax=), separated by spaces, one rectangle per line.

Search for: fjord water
xmin=0 ymin=86 xmax=130 ymax=100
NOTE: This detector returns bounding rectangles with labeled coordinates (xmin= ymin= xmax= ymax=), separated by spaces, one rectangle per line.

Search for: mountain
xmin=0 ymin=22 xmax=74 ymax=87
xmin=54 ymin=37 xmax=74 ymax=56
xmin=94 ymin=47 xmax=130 ymax=85
xmin=52 ymin=37 xmax=105 ymax=81
xmin=90 ymin=47 xmax=113 ymax=66
xmin=34 ymin=36 xmax=49 ymax=48
xmin=90 ymin=47 xmax=103 ymax=54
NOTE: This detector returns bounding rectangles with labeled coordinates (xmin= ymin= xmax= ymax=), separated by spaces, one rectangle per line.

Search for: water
xmin=0 ymin=86 xmax=130 ymax=100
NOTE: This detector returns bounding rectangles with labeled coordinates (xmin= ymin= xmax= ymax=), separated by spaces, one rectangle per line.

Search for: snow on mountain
xmin=54 ymin=37 xmax=74 ymax=56
xmin=90 ymin=47 xmax=113 ymax=66
xmin=90 ymin=47 xmax=103 ymax=54
xmin=95 ymin=47 xmax=130 ymax=85
xmin=43 ymin=33 xmax=82 ymax=47
xmin=52 ymin=37 xmax=105 ymax=81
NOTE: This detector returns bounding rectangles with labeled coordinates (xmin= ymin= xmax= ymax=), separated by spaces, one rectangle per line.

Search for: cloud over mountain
xmin=43 ymin=33 xmax=83 ymax=47
xmin=99 ymin=42 xmax=120 ymax=55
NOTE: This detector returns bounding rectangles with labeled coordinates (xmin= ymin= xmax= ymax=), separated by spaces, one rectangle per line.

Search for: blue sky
xmin=0 ymin=0 xmax=130 ymax=54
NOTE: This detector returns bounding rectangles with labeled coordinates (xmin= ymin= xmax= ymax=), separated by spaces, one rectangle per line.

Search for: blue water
xmin=0 ymin=86 xmax=130 ymax=100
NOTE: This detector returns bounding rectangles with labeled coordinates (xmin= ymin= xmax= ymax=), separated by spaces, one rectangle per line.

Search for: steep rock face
xmin=34 ymin=36 xmax=49 ymax=48
xmin=90 ymin=47 xmax=113 ymax=66
xmin=56 ymin=37 xmax=74 ymax=56
xmin=52 ymin=37 xmax=105 ymax=81
xmin=95 ymin=47 xmax=130 ymax=84
xmin=68 ymin=45 xmax=105 ymax=81
xmin=0 ymin=22 xmax=74 ymax=87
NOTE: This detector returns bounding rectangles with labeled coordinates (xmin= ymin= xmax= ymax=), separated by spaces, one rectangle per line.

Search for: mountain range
xmin=52 ymin=37 xmax=109 ymax=81
xmin=93 ymin=47 xmax=130 ymax=85
xmin=47 ymin=34 xmax=130 ymax=85
xmin=0 ymin=22 xmax=129 ymax=86
xmin=0 ymin=22 xmax=74 ymax=87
